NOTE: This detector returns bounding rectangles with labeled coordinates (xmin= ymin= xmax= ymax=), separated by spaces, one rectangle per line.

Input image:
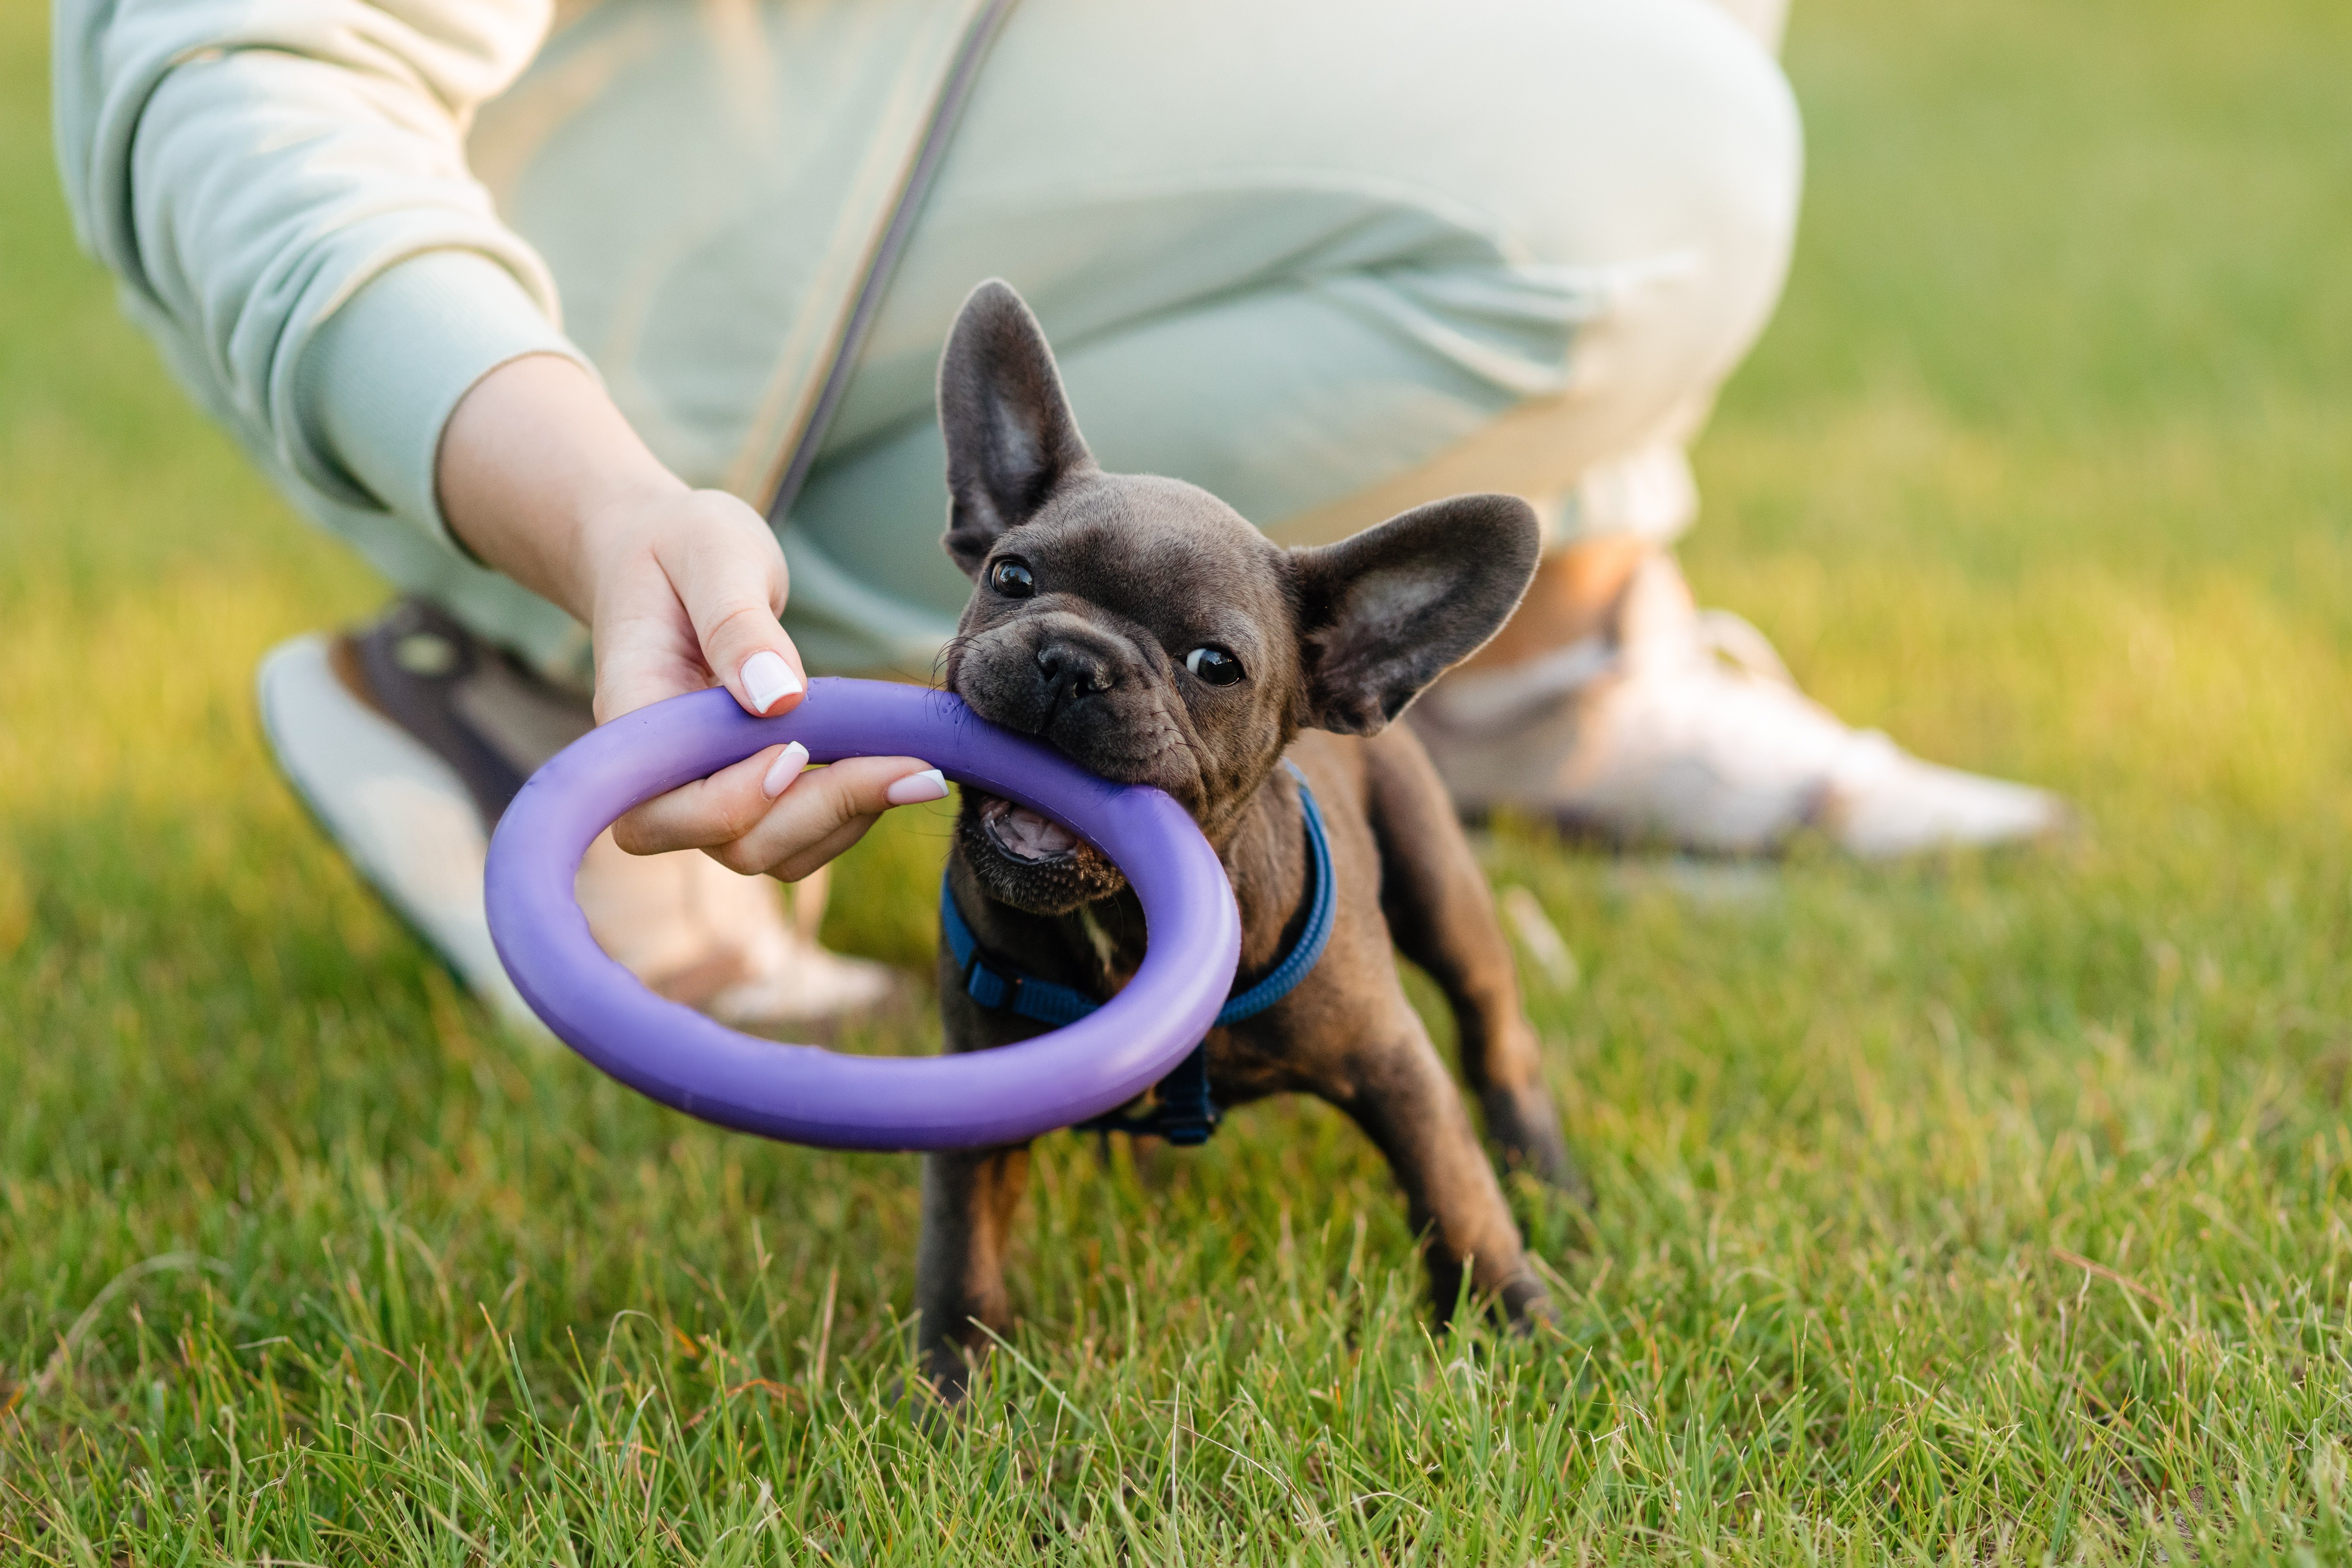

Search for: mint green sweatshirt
xmin=54 ymin=0 xmax=985 ymax=677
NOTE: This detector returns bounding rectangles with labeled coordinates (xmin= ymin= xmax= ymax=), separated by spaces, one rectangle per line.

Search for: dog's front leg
xmin=1335 ymin=1026 xmax=1553 ymax=1329
xmin=1362 ymin=730 xmax=1581 ymax=1195
xmin=914 ymin=1144 xmax=1031 ymax=1400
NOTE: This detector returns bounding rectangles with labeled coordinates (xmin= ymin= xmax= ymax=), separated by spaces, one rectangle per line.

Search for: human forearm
xmin=435 ymin=355 xmax=682 ymax=621
xmin=57 ymin=0 xmax=562 ymax=525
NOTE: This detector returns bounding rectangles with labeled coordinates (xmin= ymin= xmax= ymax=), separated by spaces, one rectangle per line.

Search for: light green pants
xmin=777 ymin=0 xmax=1799 ymax=674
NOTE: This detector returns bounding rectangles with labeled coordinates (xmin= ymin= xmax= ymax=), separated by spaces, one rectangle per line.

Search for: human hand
xmin=611 ymin=743 xmax=948 ymax=882
xmin=437 ymin=355 xmax=948 ymax=876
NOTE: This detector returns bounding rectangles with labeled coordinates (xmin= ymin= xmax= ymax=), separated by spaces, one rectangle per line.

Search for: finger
xmin=702 ymin=756 xmax=948 ymax=878
xmin=660 ymin=495 xmax=807 ymax=717
xmin=612 ymin=742 xmax=800 ymax=856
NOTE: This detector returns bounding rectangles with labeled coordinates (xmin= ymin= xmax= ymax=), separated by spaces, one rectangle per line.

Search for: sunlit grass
xmin=5 ymin=0 xmax=2350 ymax=1560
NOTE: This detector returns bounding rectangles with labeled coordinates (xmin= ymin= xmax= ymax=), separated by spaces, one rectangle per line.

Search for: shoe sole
xmin=255 ymin=634 xmax=543 ymax=1029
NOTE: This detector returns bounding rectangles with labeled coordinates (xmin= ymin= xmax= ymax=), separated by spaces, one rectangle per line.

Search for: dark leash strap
xmin=763 ymin=0 xmax=1022 ymax=529
xmin=939 ymin=763 xmax=1338 ymax=1146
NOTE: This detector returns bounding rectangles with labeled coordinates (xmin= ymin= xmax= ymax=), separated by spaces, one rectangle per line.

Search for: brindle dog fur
xmin=918 ymin=280 xmax=1578 ymax=1397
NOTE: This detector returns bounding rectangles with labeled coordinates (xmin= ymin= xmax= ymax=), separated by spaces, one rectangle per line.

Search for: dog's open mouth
xmin=977 ymin=794 xmax=1083 ymax=863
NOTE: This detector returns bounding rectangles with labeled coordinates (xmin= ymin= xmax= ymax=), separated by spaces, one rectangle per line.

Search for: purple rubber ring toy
xmin=484 ymin=678 xmax=1241 ymax=1151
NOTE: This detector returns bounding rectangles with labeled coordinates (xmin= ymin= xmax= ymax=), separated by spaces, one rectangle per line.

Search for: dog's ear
xmin=938 ymin=279 xmax=1096 ymax=578
xmin=1289 ymin=493 xmax=1541 ymax=736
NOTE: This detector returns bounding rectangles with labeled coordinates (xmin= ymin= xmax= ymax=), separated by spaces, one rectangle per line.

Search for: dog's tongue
xmin=995 ymin=803 xmax=1080 ymax=861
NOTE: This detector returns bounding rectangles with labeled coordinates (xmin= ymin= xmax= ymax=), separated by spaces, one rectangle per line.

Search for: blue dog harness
xmin=938 ymin=762 xmax=1337 ymax=1146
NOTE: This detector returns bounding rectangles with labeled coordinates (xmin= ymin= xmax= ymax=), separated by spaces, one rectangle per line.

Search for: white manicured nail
xmin=884 ymin=768 xmax=949 ymax=806
xmin=741 ymin=650 xmax=802 ymax=714
xmin=761 ymin=741 xmax=810 ymax=799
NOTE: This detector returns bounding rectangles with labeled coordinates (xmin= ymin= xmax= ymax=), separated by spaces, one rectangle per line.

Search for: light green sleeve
xmin=51 ymin=0 xmax=590 ymax=550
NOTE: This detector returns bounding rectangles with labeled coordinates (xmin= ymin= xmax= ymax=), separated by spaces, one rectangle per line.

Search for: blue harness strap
xmin=938 ymin=761 xmax=1336 ymax=1146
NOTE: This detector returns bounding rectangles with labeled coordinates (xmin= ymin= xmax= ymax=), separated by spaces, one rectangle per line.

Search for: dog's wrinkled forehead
xmin=936 ymin=276 xmax=1542 ymax=757
xmin=998 ymin=473 xmax=1291 ymax=648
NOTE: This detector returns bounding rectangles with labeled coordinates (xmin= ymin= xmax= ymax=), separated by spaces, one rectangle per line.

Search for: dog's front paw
xmin=891 ymin=1351 xmax=981 ymax=1427
xmin=1483 ymin=1084 xmax=1589 ymax=1204
xmin=1496 ymin=1268 xmax=1556 ymax=1332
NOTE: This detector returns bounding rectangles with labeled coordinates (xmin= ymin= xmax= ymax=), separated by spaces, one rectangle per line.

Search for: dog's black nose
xmin=1035 ymin=640 xmax=1113 ymax=713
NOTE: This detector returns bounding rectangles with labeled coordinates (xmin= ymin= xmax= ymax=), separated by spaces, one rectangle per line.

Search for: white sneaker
xmin=571 ymin=834 xmax=899 ymax=1026
xmin=1411 ymin=557 xmax=2066 ymax=857
xmin=256 ymin=605 xmax=898 ymax=1031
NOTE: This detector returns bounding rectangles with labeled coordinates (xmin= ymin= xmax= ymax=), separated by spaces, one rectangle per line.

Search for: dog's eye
xmin=1184 ymin=646 xmax=1245 ymax=686
xmin=990 ymin=558 xmax=1035 ymax=598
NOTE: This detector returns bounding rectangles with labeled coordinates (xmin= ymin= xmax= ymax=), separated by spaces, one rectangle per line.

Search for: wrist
xmin=437 ymin=355 xmax=686 ymax=619
xmin=570 ymin=470 xmax=694 ymax=589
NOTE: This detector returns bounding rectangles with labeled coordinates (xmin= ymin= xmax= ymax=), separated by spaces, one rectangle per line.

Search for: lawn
xmin=5 ymin=0 xmax=2350 ymax=1560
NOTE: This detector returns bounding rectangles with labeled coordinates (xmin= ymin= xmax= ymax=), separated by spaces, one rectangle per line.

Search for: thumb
xmin=664 ymin=491 xmax=807 ymax=718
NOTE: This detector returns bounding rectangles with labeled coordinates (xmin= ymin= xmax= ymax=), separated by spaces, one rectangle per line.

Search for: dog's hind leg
xmin=1362 ymin=727 xmax=1582 ymax=1197
xmin=915 ymin=1144 xmax=1032 ymax=1401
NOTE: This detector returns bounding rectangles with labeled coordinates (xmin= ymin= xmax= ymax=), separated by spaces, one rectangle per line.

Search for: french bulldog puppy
xmin=919 ymin=280 xmax=1577 ymax=1396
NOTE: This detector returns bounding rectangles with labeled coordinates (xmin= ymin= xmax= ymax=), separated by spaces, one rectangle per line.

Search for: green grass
xmin=5 ymin=0 xmax=2351 ymax=1558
